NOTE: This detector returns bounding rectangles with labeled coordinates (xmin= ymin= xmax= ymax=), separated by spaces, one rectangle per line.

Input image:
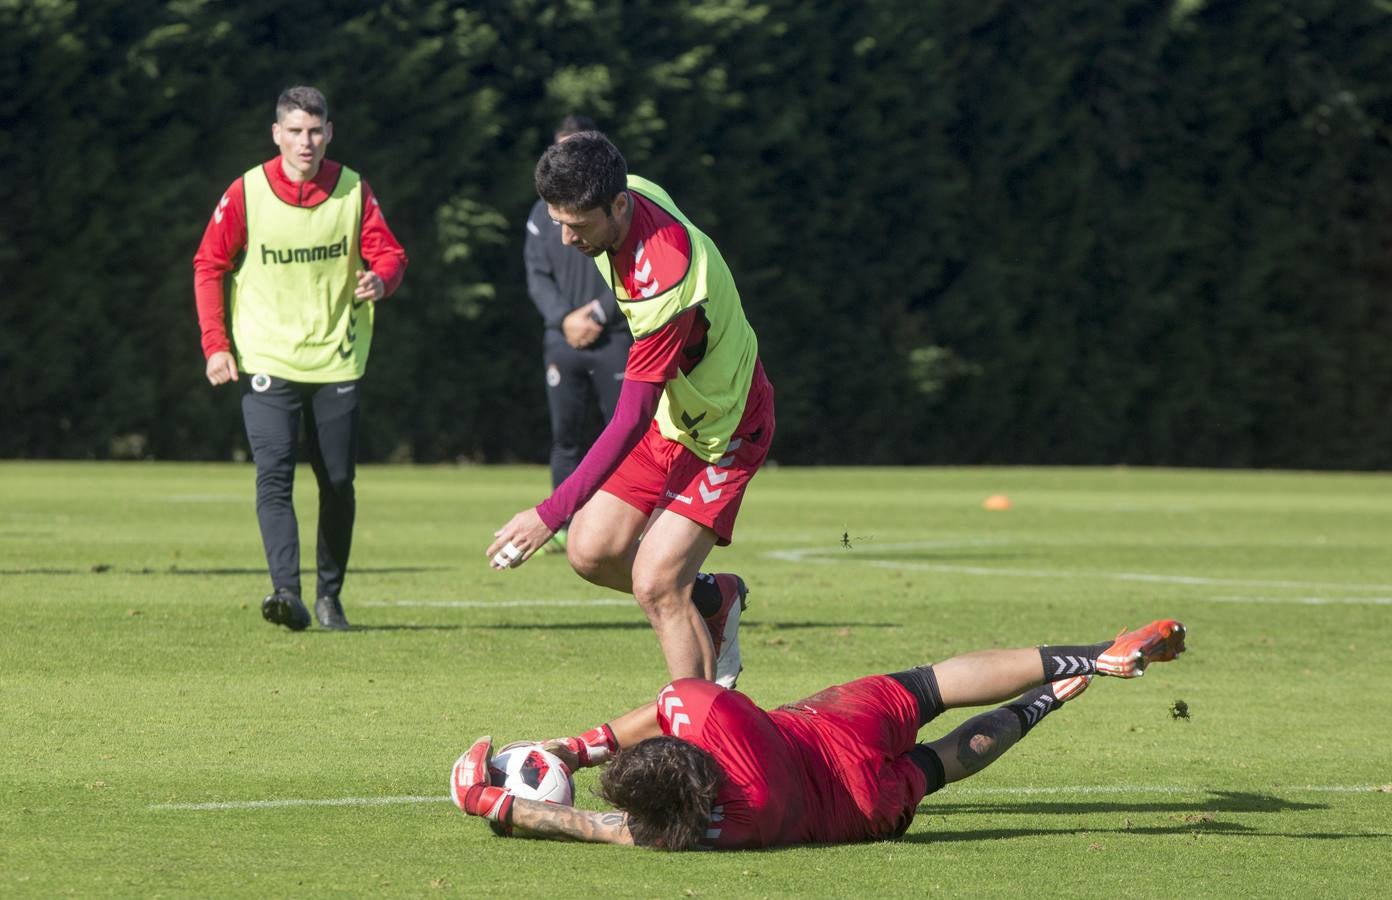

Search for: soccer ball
xmin=488 ymin=743 xmax=574 ymax=805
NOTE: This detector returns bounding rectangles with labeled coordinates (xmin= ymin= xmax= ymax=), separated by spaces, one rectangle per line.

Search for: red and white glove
xmin=543 ymin=723 xmax=617 ymax=769
xmin=450 ymin=735 xmax=514 ymax=836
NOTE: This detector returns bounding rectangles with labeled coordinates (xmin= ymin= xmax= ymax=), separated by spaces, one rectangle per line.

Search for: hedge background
xmin=4 ymin=0 xmax=1390 ymax=468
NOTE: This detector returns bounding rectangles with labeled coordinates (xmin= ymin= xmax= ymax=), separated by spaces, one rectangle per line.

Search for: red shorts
xmin=601 ymin=370 xmax=774 ymax=545
xmin=771 ymin=675 xmax=928 ymax=841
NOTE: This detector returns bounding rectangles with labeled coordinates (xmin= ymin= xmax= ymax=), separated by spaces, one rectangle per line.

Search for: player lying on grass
xmin=451 ymin=619 xmax=1187 ymax=849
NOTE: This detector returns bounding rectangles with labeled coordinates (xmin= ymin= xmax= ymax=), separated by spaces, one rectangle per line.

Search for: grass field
xmin=2 ymin=461 xmax=1390 ymax=897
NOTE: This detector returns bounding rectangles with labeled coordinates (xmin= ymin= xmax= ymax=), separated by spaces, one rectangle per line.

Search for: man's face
xmin=548 ymin=192 xmax=628 ymax=257
xmin=272 ymin=109 xmax=332 ymax=179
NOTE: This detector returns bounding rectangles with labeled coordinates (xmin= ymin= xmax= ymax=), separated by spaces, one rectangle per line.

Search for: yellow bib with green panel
xmin=230 ymin=165 xmax=372 ymax=382
xmin=600 ymin=175 xmax=758 ymax=463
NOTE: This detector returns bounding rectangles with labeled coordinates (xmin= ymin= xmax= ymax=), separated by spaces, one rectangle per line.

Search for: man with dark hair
xmin=488 ymin=132 xmax=775 ymax=692
xmin=523 ymin=116 xmax=632 ymax=553
xmin=193 ymin=86 xmax=408 ymax=631
xmin=451 ymin=619 xmax=1187 ymax=850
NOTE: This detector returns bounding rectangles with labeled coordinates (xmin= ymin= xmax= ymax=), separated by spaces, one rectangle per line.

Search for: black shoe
xmin=262 ymin=588 xmax=310 ymax=631
xmin=315 ymin=595 xmax=350 ymax=630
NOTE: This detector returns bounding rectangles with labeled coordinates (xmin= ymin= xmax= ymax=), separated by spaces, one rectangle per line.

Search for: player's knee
xmin=629 ymin=575 xmax=681 ymax=615
xmin=253 ymin=445 xmax=296 ymax=473
xmin=322 ymin=468 xmax=354 ymax=497
xmin=564 ymin=536 xmax=613 ymax=584
xmin=254 ymin=460 xmax=294 ymax=491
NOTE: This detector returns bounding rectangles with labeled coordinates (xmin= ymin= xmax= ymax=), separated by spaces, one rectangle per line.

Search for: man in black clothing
xmin=523 ymin=115 xmax=632 ymax=552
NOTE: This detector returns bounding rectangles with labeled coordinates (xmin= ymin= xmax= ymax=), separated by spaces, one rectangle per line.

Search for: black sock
xmin=907 ymin=743 xmax=947 ymax=796
xmin=1038 ymin=642 xmax=1110 ymax=679
xmin=691 ymin=572 xmax=722 ymax=618
xmin=1004 ymin=686 xmax=1060 ymax=738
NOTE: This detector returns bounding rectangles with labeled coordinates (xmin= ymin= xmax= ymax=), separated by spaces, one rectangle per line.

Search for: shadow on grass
xmin=752 ymin=621 xmax=899 ymax=631
xmin=921 ymin=791 xmax=1327 ymax=816
xmin=902 ymin=820 xmax=1385 ymax=842
xmin=469 ymin=620 xmax=899 ymax=632
xmin=339 ymin=624 xmax=463 ymax=632
xmin=905 ymin=791 xmax=1359 ymax=842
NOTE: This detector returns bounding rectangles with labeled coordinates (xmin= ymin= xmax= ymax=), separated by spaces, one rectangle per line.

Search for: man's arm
xmin=192 ymin=178 xmax=248 ymax=359
xmin=532 ymin=377 xmax=662 ymax=531
xmin=509 ymin=799 xmax=636 ymax=845
xmin=487 ymin=311 xmax=694 ymax=565
xmin=452 ymin=736 xmax=636 ymax=846
xmin=359 ymin=180 xmax=408 ymax=298
xmin=524 ymin=208 xmax=574 ymax=328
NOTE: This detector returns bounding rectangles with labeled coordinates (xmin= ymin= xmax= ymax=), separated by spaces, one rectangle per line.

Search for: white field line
xmin=148 ymin=784 xmax=1390 ymax=812
xmin=766 ymin=542 xmax=1392 ymax=597
xmin=360 ymin=598 xmax=633 ymax=609
xmin=149 ymin=795 xmax=443 ymax=811
xmin=1208 ymin=595 xmax=1392 ymax=606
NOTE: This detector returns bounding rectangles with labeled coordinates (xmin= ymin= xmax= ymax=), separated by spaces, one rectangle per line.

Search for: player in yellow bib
xmin=489 ymin=132 xmax=776 ymax=701
xmin=193 ymin=86 xmax=408 ymax=631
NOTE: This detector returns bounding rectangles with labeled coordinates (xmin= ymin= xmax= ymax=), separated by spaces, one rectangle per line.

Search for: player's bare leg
xmin=932 ymin=619 xmax=1187 ymax=708
xmin=571 ymin=496 xmax=720 ymax=681
xmin=565 ymin=491 xmax=647 ymax=592
xmin=915 ymin=620 xmax=1186 ymax=788
xmin=627 ymin=511 xmax=719 ymax=681
xmin=569 ymin=494 xmax=747 ymax=686
xmin=932 ymin=648 xmax=1051 ymax=707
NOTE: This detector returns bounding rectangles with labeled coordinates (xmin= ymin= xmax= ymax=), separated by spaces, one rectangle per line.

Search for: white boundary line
xmin=148 ymin=784 xmax=1390 ymax=811
xmin=149 ymin=795 xmax=443 ymax=811
xmin=1208 ymin=595 xmax=1392 ymax=606
xmin=765 ymin=542 xmax=1392 ymax=598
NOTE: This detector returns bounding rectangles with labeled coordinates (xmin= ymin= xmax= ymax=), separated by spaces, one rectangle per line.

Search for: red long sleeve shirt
xmin=192 ymin=158 xmax=409 ymax=358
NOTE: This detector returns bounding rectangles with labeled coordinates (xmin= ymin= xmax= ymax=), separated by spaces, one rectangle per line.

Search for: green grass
xmin=2 ymin=462 xmax=1390 ymax=897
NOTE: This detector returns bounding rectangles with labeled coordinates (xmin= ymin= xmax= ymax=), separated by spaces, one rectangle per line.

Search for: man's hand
xmin=450 ymin=735 xmax=514 ymax=835
xmin=539 ymin=739 xmax=583 ymax=773
xmin=561 ymin=303 xmax=602 ymax=349
xmin=355 ymin=268 xmax=385 ymax=302
xmin=540 ymin=723 xmax=617 ymax=770
xmin=487 ymin=508 xmax=554 ymax=570
xmin=206 ymin=351 xmax=239 ymax=386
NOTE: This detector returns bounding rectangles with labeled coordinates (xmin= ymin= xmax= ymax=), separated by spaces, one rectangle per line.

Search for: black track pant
xmin=544 ymin=331 xmax=629 ymax=491
xmin=241 ymin=375 xmax=360 ymax=599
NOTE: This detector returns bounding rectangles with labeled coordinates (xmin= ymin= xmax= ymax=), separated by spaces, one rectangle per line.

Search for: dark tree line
xmin=4 ymin=0 xmax=1390 ymax=468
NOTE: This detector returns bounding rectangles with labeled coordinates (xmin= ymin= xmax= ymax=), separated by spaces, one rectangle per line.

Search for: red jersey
xmin=533 ymin=190 xmax=773 ymax=530
xmin=192 ymin=158 xmax=408 ymax=358
xmin=611 ymin=192 xmax=711 ymax=384
xmin=656 ymin=677 xmax=927 ymax=849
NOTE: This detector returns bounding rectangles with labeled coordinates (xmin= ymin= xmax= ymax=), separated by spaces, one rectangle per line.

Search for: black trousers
xmin=543 ymin=331 xmax=629 ymax=490
xmin=241 ymin=375 xmax=360 ymax=599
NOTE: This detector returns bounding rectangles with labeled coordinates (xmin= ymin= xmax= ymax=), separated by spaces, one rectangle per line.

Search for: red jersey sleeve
xmin=624 ymin=307 xmax=697 ymax=383
xmin=192 ymin=178 xmax=247 ymax=358
xmin=359 ymin=179 xmax=408 ymax=297
xmin=534 ymin=378 xmax=662 ymax=531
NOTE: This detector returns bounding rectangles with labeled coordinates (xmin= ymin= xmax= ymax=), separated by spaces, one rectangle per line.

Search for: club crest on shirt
xmin=251 ymin=373 xmax=272 ymax=393
xmin=546 ymin=364 xmax=561 ymax=388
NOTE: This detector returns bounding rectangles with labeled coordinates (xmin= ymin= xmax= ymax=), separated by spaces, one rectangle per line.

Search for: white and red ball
xmin=488 ymin=743 xmax=574 ymax=805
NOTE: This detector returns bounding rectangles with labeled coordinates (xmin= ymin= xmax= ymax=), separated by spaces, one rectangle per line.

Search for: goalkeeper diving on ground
xmin=451 ymin=619 xmax=1187 ymax=849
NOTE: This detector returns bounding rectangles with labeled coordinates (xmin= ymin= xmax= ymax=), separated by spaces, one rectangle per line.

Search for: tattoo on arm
xmin=509 ymin=798 xmax=635 ymax=845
